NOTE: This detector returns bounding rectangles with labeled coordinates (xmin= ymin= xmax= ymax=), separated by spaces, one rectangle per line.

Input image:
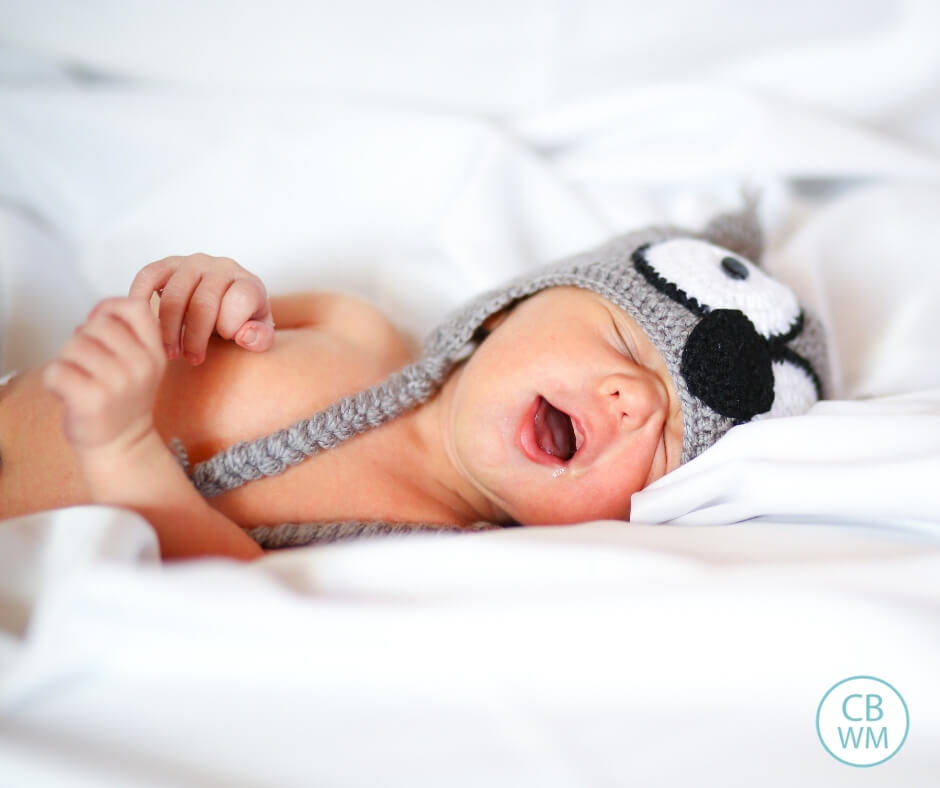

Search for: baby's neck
xmin=400 ymin=382 xmax=506 ymax=528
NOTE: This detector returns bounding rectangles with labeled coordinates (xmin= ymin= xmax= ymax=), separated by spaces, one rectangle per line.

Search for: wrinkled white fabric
xmin=633 ymin=389 xmax=940 ymax=535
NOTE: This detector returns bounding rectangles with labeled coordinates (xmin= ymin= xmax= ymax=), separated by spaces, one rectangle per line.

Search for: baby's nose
xmin=599 ymin=373 xmax=665 ymax=427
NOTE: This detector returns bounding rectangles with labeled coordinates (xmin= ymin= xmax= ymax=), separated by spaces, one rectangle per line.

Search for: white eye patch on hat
xmin=632 ymin=238 xmax=822 ymax=422
xmin=636 ymin=238 xmax=801 ymax=338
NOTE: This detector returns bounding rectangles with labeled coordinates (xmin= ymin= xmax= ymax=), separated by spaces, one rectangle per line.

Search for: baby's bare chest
xmin=154 ymin=328 xmax=403 ymax=464
xmin=153 ymin=327 xmax=429 ymax=527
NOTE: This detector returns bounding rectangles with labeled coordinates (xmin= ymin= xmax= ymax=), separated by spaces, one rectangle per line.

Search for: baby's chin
xmin=463 ymin=444 xmax=637 ymax=525
xmin=499 ymin=495 xmax=633 ymax=527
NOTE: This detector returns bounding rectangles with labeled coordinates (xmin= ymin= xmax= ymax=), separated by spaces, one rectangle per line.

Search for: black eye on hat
xmin=681 ymin=309 xmax=774 ymax=421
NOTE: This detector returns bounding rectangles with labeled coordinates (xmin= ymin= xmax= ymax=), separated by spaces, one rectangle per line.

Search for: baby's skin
xmin=0 ymin=255 xmax=682 ymax=560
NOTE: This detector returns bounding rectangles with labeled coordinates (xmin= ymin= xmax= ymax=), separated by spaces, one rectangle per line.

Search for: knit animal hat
xmin=419 ymin=208 xmax=829 ymax=463
xmin=183 ymin=204 xmax=829 ymax=543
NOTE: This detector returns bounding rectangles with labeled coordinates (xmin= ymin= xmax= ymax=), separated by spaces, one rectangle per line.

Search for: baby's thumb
xmin=234 ymin=319 xmax=275 ymax=352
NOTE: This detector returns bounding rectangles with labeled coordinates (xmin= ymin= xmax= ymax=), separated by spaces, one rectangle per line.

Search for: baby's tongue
xmin=534 ymin=397 xmax=576 ymax=460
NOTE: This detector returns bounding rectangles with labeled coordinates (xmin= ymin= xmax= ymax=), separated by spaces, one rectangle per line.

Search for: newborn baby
xmin=0 ymin=206 xmax=829 ymax=559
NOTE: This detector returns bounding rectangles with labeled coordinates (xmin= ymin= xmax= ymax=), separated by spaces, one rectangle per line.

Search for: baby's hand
xmin=43 ymin=298 xmax=166 ymax=453
xmin=129 ymin=253 xmax=275 ymax=365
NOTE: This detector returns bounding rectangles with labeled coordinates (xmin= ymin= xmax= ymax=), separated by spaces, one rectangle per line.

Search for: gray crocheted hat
xmin=183 ymin=205 xmax=829 ymax=543
xmin=419 ymin=210 xmax=829 ymax=463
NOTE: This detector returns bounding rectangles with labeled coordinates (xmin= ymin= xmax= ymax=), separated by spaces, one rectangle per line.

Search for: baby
xmin=0 ymin=206 xmax=829 ymax=560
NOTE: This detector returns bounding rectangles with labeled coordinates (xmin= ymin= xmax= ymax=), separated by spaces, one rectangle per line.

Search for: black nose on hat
xmin=680 ymin=308 xmax=774 ymax=421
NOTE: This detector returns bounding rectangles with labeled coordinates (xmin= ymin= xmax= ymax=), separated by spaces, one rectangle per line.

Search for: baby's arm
xmin=43 ymin=298 xmax=262 ymax=560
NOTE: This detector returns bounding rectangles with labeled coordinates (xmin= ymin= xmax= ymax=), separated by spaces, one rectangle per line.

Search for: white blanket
xmin=2 ymin=1 xmax=940 ymax=785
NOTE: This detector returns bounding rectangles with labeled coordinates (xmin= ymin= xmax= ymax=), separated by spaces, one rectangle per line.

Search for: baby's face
xmin=440 ymin=286 xmax=683 ymax=524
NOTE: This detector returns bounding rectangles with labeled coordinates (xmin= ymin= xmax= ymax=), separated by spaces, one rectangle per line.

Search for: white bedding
xmin=2 ymin=2 xmax=940 ymax=786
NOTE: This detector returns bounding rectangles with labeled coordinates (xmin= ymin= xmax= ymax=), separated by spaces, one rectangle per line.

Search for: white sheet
xmin=634 ymin=389 xmax=940 ymax=535
xmin=2 ymin=1 xmax=940 ymax=785
xmin=2 ymin=510 xmax=940 ymax=787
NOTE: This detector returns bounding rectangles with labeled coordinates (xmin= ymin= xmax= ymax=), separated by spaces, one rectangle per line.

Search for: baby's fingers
xmin=42 ymin=333 xmax=132 ymax=451
xmin=217 ymin=277 xmax=275 ymax=352
xmin=52 ymin=302 xmax=162 ymax=396
xmin=234 ymin=319 xmax=275 ymax=352
xmin=155 ymin=267 xmax=201 ymax=359
xmin=90 ymin=298 xmax=166 ymax=362
xmin=179 ymin=276 xmax=233 ymax=364
xmin=43 ymin=357 xmax=91 ymax=398
xmin=44 ymin=352 xmax=101 ymax=403
xmin=57 ymin=330 xmax=129 ymax=392
xmin=44 ymin=299 xmax=165 ymax=450
xmin=129 ymin=257 xmax=179 ymax=301
xmin=42 ymin=358 xmax=106 ymax=441
xmin=80 ymin=304 xmax=164 ymax=383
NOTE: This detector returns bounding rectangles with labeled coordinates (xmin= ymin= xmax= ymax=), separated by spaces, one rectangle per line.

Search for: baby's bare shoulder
xmin=271 ymin=292 xmax=416 ymax=368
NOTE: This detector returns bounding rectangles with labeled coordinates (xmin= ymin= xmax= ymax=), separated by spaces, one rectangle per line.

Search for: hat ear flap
xmin=700 ymin=192 xmax=764 ymax=265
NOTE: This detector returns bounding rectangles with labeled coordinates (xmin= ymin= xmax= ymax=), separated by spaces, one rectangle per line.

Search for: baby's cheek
xmin=454 ymin=402 xmax=515 ymax=474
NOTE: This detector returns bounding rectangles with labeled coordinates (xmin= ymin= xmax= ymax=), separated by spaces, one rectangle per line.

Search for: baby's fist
xmin=129 ymin=254 xmax=275 ymax=364
xmin=44 ymin=298 xmax=166 ymax=452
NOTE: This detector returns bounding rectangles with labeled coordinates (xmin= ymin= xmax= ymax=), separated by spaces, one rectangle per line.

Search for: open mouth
xmin=533 ymin=396 xmax=579 ymax=462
